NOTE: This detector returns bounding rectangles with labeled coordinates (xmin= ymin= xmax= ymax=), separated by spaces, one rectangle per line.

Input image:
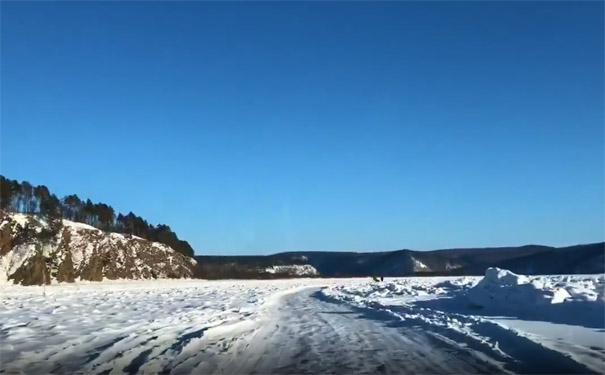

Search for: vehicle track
xmin=190 ymin=288 xmax=509 ymax=374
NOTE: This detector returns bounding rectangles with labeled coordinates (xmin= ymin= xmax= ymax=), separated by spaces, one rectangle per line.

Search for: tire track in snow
xmin=3 ymin=279 xmax=599 ymax=374
xmin=319 ymin=289 xmax=598 ymax=374
xmin=191 ymin=288 xmax=509 ymax=374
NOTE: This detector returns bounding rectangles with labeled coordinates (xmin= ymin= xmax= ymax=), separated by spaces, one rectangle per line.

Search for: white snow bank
xmin=324 ymin=276 xmax=477 ymax=304
xmin=468 ymin=267 xmax=604 ymax=308
xmin=481 ymin=267 xmax=529 ymax=286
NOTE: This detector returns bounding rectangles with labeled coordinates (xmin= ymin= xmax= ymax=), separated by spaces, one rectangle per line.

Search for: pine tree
xmin=21 ymin=181 xmax=34 ymax=213
xmin=115 ymin=213 xmax=126 ymax=232
xmin=84 ymin=199 xmax=95 ymax=226
xmin=0 ymin=176 xmax=13 ymax=210
xmin=61 ymin=194 xmax=82 ymax=221
xmin=34 ymin=185 xmax=51 ymax=214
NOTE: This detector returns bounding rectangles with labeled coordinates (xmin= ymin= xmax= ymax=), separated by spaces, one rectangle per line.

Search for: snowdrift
xmin=468 ymin=268 xmax=604 ymax=308
xmin=325 ymin=276 xmax=475 ymax=303
xmin=466 ymin=268 xmax=605 ymax=328
xmin=322 ymin=269 xmax=605 ymax=330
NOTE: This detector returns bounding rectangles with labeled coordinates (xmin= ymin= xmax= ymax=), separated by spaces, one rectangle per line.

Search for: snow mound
xmin=481 ymin=267 xmax=529 ymax=286
xmin=324 ymin=277 xmax=475 ymax=304
xmin=468 ymin=268 xmax=604 ymax=311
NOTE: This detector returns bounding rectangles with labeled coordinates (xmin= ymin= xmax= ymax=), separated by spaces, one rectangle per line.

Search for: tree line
xmin=0 ymin=176 xmax=194 ymax=257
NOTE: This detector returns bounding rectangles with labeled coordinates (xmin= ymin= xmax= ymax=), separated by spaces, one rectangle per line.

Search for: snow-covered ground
xmin=1 ymin=270 xmax=603 ymax=374
xmin=323 ymin=269 xmax=605 ymax=374
xmin=0 ymin=278 xmax=333 ymax=374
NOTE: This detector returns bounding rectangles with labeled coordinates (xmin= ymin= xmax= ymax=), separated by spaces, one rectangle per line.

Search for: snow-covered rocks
xmin=0 ymin=212 xmax=196 ymax=285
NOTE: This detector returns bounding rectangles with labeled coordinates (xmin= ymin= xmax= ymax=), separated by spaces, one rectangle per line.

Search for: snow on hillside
xmin=9 ymin=212 xmax=33 ymax=227
xmin=0 ymin=213 xmax=195 ymax=284
xmin=264 ymin=264 xmax=319 ymax=276
xmin=411 ymin=257 xmax=430 ymax=271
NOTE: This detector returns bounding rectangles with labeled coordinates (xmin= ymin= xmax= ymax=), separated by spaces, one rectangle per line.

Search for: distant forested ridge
xmin=0 ymin=175 xmax=194 ymax=257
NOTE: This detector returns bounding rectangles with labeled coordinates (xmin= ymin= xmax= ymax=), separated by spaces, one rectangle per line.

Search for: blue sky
xmin=1 ymin=2 xmax=603 ymax=255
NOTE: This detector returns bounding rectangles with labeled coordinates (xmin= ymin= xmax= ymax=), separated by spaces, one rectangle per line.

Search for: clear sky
xmin=1 ymin=1 xmax=603 ymax=255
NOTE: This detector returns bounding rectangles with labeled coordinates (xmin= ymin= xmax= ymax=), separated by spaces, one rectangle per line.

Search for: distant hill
xmin=491 ymin=243 xmax=604 ymax=275
xmin=193 ymin=254 xmax=318 ymax=279
xmin=194 ymin=243 xmax=604 ymax=278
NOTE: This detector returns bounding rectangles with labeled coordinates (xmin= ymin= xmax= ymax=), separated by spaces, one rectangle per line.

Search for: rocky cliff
xmin=0 ymin=211 xmax=197 ymax=285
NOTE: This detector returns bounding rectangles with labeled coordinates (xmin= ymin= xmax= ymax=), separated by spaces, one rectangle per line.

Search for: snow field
xmin=1 ymin=270 xmax=603 ymax=374
xmin=0 ymin=278 xmax=334 ymax=374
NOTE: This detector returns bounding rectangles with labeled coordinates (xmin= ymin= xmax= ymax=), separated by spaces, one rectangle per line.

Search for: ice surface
xmin=0 ymin=278 xmax=334 ymax=373
xmin=1 ymin=271 xmax=603 ymax=374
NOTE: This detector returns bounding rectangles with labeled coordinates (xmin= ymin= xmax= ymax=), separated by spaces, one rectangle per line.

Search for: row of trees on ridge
xmin=0 ymin=176 xmax=194 ymax=257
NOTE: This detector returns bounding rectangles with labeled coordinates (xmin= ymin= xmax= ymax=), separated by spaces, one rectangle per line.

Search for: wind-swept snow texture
xmin=1 ymin=270 xmax=603 ymax=374
xmin=0 ymin=279 xmax=330 ymax=374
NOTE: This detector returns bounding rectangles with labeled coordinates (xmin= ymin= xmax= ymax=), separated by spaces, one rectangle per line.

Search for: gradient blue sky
xmin=1 ymin=2 xmax=603 ymax=255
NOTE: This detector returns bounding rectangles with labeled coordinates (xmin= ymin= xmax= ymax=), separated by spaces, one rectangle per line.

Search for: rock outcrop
xmin=0 ymin=211 xmax=196 ymax=285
